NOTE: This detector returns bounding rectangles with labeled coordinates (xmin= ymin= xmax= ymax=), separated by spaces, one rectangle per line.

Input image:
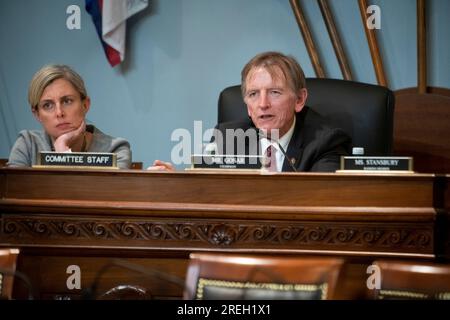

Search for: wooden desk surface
xmin=1 ymin=168 xmax=448 ymax=299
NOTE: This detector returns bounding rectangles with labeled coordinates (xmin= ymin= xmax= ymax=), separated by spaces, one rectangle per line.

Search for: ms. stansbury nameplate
xmin=34 ymin=152 xmax=117 ymax=168
xmin=340 ymin=156 xmax=413 ymax=172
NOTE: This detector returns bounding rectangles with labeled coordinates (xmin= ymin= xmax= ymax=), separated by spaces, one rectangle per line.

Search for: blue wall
xmin=1 ymin=0 xmax=449 ymax=168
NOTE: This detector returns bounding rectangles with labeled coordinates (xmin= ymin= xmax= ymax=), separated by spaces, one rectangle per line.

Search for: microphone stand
xmin=258 ymin=131 xmax=298 ymax=172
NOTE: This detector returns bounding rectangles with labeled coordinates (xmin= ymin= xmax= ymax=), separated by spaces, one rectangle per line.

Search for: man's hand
xmin=53 ymin=120 xmax=86 ymax=152
xmin=147 ymin=160 xmax=175 ymax=172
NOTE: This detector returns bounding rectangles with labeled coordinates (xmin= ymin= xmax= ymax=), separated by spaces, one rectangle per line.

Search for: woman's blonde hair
xmin=28 ymin=64 xmax=87 ymax=111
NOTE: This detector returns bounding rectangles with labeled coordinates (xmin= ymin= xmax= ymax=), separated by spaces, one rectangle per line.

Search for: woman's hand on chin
xmin=53 ymin=120 xmax=86 ymax=152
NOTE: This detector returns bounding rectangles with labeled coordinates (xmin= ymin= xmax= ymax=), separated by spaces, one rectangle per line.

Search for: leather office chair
xmin=369 ymin=260 xmax=450 ymax=299
xmin=218 ymin=78 xmax=395 ymax=156
xmin=184 ymin=253 xmax=344 ymax=300
xmin=0 ymin=248 xmax=20 ymax=300
xmin=0 ymin=158 xmax=7 ymax=167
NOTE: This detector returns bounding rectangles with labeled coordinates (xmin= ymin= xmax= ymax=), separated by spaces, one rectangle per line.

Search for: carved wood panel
xmin=0 ymin=214 xmax=433 ymax=256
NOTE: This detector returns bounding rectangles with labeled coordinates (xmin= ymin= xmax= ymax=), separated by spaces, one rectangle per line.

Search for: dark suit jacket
xmin=213 ymin=106 xmax=351 ymax=172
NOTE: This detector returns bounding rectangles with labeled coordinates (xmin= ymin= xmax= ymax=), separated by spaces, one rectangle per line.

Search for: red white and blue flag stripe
xmin=85 ymin=0 xmax=148 ymax=67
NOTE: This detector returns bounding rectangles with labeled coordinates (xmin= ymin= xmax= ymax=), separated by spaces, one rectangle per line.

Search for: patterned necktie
xmin=264 ymin=145 xmax=277 ymax=172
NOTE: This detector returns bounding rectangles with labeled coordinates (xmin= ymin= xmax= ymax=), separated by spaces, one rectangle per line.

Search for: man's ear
xmin=294 ymin=88 xmax=308 ymax=113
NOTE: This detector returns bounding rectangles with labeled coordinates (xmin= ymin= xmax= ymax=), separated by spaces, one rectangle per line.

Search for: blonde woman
xmin=7 ymin=64 xmax=132 ymax=168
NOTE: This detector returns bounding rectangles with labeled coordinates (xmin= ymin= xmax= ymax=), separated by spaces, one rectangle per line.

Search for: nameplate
xmin=340 ymin=156 xmax=413 ymax=172
xmin=191 ymin=154 xmax=262 ymax=169
xmin=34 ymin=152 xmax=117 ymax=169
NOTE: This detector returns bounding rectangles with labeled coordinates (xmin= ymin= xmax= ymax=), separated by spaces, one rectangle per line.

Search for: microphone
xmin=257 ymin=131 xmax=298 ymax=172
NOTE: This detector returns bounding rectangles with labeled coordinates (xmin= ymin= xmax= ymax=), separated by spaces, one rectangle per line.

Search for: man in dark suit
xmin=213 ymin=51 xmax=351 ymax=172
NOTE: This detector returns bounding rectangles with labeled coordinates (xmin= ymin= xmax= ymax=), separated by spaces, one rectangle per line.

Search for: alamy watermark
xmin=170 ymin=121 xmax=279 ymax=165
xmin=66 ymin=264 xmax=81 ymax=290
xmin=65 ymin=4 xmax=380 ymax=31
xmin=66 ymin=5 xmax=81 ymax=30
xmin=366 ymin=264 xmax=381 ymax=290
xmin=366 ymin=5 xmax=381 ymax=30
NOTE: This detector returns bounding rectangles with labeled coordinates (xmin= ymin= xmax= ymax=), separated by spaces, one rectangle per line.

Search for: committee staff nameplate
xmin=34 ymin=152 xmax=117 ymax=169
